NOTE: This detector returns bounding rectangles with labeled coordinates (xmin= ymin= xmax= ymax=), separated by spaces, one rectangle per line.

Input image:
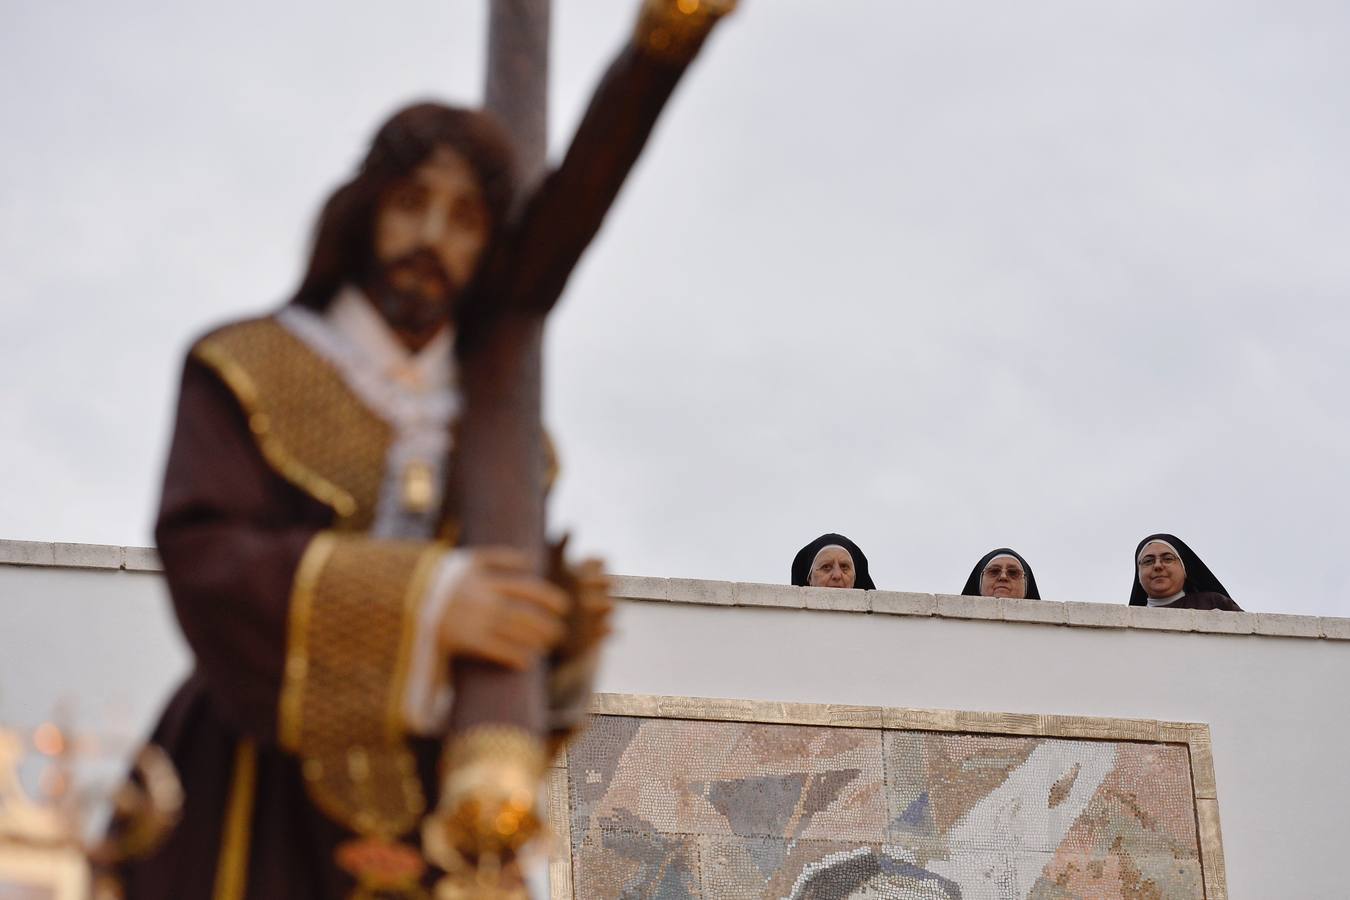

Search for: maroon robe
xmin=117 ymin=18 xmax=730 ymax=899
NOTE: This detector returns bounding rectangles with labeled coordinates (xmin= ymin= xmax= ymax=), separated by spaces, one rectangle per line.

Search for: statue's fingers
xmin=575 ymin=557 xmax=606 ymax=576
xmin=579 ymin=584 xmax=615 ymax=614
xmin=472 ymin=546 xmax=533 ymax=573
xmin=495 ymin=575 xmax=569 ymax=616
xmin=498 ymin=601 xmax=566 ymax=649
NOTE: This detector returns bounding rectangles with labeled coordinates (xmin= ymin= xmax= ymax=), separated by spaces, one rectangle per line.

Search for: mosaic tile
xmin=698 ymin=836 xmax=887 ymax=898
xmin=568 ymin=717 xmax=886 ymax=844
xmin=786 ymin=846 xmax=965 ymax=900
xmin=1031 ymin=852 xmax=1203 ymax=898
xmin=571 ymin=825 xmax=702 ymax=899
xmin=563 ymin=716 xmax=1204 ymax=899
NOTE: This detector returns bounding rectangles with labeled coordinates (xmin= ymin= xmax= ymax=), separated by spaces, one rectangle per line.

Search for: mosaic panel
xmin=561 ymin=715 xmax=1204 ymax=899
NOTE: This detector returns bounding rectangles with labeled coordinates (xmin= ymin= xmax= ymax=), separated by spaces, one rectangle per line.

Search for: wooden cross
xmin=446 ymin=0 xmax=554 ymax=767
xmin=432 ymin=1 xmax=737 ymax=890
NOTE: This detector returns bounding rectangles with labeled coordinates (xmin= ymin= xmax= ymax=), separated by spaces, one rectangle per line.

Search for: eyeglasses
xmin=1137 ymin=553 xmax=1181 ymax=568
xmin=983 ymin=566 xmax=1025 ymax=581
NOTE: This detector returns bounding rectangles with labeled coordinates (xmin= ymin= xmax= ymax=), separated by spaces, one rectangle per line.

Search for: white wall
xmin=2 ymin=545 xmax=1347 ymax=898
xmin=0 ymin=564 xmax=187 ymax=738
xmin=598 ymin=596 xmax=1349 ymax=900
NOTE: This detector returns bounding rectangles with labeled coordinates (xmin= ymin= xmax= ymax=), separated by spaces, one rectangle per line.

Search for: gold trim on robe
xmin=280 ymin=533 xmax=445 ymax=840
xmin=192 ymin=317 xmax=393 ymax=531
xmin=212 ymin=740 xmax=257 ymax=900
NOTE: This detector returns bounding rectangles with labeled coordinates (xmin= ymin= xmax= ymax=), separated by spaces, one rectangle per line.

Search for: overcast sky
xmin=2 ymin=1 xmax=1347 ymax=615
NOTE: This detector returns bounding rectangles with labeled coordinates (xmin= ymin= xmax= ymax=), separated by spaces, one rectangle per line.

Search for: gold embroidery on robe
xmin=212 ymin=740 xmax=257 ymax=900
xmin=193 ymin=317 xmax=392 ymax=530
xmin=280 ymin=533 xmax=444 ymax=840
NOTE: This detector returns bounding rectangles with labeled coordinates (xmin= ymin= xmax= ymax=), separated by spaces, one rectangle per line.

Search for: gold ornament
xmin=635 ymin=0 xmax=739 ymax=63
xmin=0 ymin=724 xmax=182 ymax=898
xmin=401 ymin=460 xmax=437 ymax=514
xmin=422 ymin=726 xmax=546 ymax=899
xmin=335 ymin=836 xmax=430 ymax=900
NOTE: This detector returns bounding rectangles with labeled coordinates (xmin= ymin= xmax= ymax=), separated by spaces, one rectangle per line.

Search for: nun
xmin=961 ymin=548 xmax=1041 ymax=600
xmin=1130 ymin=533 xmax=1242 ymax=610
xmin=791 ymin=533 xmax=876 ymax=590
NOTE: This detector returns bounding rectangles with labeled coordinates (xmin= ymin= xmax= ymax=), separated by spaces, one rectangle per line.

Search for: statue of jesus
xmin=115 ymin=2 xmax=738 ymax=898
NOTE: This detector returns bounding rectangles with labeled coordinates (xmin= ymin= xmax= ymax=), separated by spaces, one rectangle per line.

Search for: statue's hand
xmin=539 ymin=541 xmax=614 ymax=740
xmin=553 ymin=554 xmax=614 ymax=664
xmin=437 ymin=547 xmax=569 ymax=670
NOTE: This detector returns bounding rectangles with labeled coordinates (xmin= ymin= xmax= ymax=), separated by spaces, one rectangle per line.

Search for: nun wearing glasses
xmin=1129 ymin=532 xmax=1241 ymax=610
xmin=961 ymin=548 xmax=1041 ymax=600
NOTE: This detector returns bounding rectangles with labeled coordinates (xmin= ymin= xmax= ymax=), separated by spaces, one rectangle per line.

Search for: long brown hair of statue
xmin=289 ymin=102 xmax=518 ymax=312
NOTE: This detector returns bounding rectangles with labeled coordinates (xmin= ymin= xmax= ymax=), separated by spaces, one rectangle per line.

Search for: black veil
xmin=791 ymin=533 xmax=876 ymax=590
xmin=960 ymin=548 xmax=1041 ymax=600
xmin=1129 ymin=533 xmax=1232 ymax=606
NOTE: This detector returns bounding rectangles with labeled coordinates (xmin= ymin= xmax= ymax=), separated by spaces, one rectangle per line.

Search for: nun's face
xmin=980 ymin=557 xmax=1027 ymax=599
xmin=1138 ymin=541 xmax=1186 ymax=598
xmin=809 ymin=546 xmax=856 ymax=589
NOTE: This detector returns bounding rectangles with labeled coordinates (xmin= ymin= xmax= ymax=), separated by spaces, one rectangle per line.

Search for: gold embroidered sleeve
xmin=278 ymin=532 xmax=445 ymax=839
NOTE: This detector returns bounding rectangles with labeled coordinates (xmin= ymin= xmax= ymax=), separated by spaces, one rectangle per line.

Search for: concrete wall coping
xmin=0 ymin=539 xmax=163 ymax=573
xmin=608 ymin=575 xmax=1346 ymax=641
xmin=3 ymin=539 xmax=1343 ymax=641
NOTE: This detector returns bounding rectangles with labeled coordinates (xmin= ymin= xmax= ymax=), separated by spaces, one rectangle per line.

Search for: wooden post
xmin=486 ymin=0 xmax=550 ymax=187
xmin=433 ymin=3 xmax=738 ymax=887
xmin=444 ymin=0 xmax=553 ymax=758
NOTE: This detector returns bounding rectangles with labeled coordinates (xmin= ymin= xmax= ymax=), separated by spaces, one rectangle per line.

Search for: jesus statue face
xmin=369 ymin=145 xmax=492 ymax=350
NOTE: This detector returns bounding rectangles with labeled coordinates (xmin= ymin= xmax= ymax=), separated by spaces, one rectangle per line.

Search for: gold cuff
xmin=423 ymin=726 xmax=547 ymax=881
xmin=635 ymin=0 xmax=738 ymax=64
xmin=280 ymin=534 xmax=445 ymax=839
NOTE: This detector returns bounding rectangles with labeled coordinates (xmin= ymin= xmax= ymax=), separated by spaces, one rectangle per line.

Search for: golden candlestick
xmin=0 ymin=722 xmax=182 ymax=899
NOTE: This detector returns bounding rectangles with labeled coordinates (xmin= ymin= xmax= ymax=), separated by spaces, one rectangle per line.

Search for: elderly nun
xmin=1130 ymin=533 xmax=1241 ymax=610
xmin=961 ymin=548 xmax=1041 ymax=600
xmin=791 ymin=533 xmax=876 ymax=590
